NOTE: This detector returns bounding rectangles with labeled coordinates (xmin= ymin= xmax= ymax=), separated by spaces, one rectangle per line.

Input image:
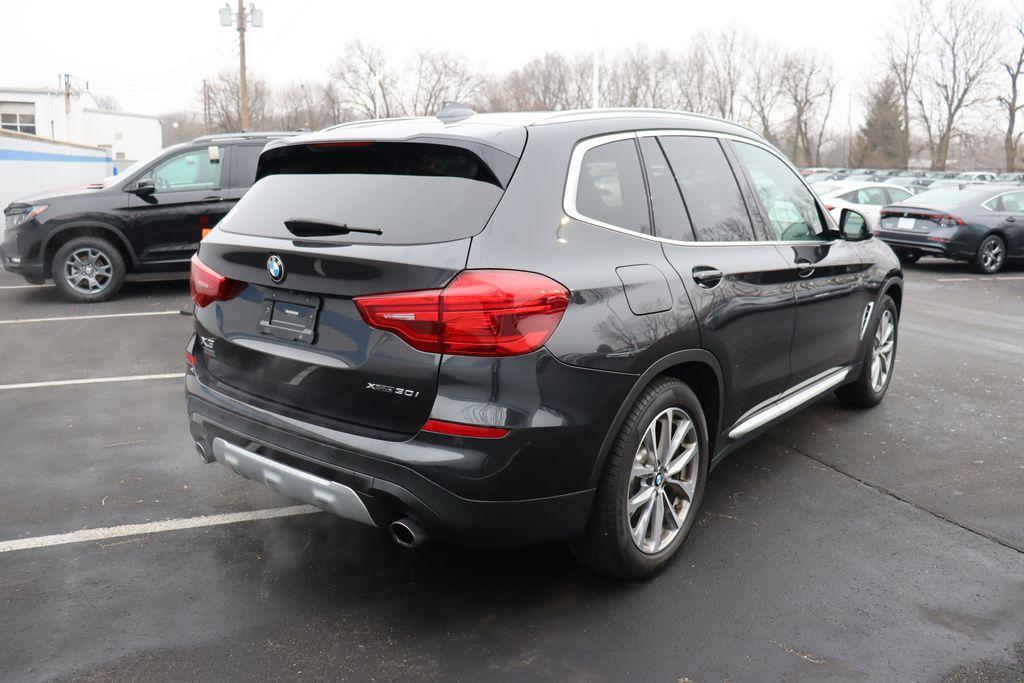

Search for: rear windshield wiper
xmin=284 ymin=219 xmax=382 ymax=238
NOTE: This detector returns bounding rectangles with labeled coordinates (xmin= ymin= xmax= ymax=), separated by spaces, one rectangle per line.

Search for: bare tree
xmin=271 ymin=80 xmax=333 ymax=130
xmin=697 ymin=27 xmax=745 ymax=121
xmin=92 ymin=92 xmax=121 ymax=112
xmin=780 ymin=50 xmax=836 ymax=166
xmin=330 ymin=40 xmax=403 ymax=119
xmin=882 ymin=0 xmax=927 ymax=167
xmin=204 ymin=70 xmax=270 ymax=132
xmin=406 ymin=50 xmax=486 ymax=116
xmin=497 ymin=52 xmax=578 ymax=110
xmin=998 ymin=8 xmax=1024 ymax=171
xmin=743 ymin=40 xmax=784 ymax=145
xmin=602 ymin=45 xmax=680 ymax=108
xmin=914 ymin=0 xmax=999 ymax=170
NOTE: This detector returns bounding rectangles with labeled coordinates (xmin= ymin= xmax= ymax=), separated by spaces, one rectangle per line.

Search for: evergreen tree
xmin=853 ymin=77 xmax=905 ymax=168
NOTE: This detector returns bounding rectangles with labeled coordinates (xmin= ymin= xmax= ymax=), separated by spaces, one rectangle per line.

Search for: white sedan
xmin=816 ymin=182 xmax=914 ymax=232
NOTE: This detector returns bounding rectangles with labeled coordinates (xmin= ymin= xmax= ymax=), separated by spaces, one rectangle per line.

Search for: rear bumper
xmin=185 ymin=371 xmax=597 ymax=545
xmin=877 ymin=229 xmax=977 ymax=260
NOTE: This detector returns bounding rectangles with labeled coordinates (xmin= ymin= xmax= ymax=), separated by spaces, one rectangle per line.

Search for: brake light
xmin=355 ymin=270 xmax=570 ymax=356
xmin=421 ymin=419 xmax=509 ymax=439
xmin=938 ymin=214 xmax=965 ymax=228
xmin=189 ymin=255 xmax=243 ymax=308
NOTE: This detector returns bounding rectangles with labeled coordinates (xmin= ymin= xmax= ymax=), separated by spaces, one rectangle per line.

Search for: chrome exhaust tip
xmin=195 ymin=441 xmax=214 ymax=464
xmin=390 ymin=518 xmax=427 ymax=548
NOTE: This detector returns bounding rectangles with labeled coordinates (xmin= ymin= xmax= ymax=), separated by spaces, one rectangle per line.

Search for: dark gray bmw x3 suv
xmin=185 ymin=108 xmax=903 ymax=578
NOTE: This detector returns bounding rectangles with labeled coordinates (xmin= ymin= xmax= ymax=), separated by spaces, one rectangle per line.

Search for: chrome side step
xmin=728 ymin=366 xmax=851 ymax=439
xmin=210 ymin=437 xmax=376 ymax=527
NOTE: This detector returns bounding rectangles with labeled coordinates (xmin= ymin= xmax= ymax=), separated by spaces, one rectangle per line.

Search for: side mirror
xmin=132 ymin=178 xmax=156 ymax=196
xmin=839 ymin=208 xmax=869 ymax=241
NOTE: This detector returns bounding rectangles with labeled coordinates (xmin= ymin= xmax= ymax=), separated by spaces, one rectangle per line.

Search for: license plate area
xmin=259 ymin=290 xmax=320 ymax=344
xmin=895 ymin=217 xmax=916 ymax=230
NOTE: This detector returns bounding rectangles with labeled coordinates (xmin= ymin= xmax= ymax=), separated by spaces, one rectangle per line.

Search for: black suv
xmin=185 ymin=110 xmax=903 ymax=578
xmin=1 ymin=131 xmax=295 ymax=302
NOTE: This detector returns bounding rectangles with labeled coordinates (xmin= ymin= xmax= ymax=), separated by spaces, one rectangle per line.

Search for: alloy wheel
xmin=627 ymin=407 xmax=700 ymax=554
xmin=980 ymin=238 xmax=1004 ymax=272
xmin=870 ymin=309 xmax=895 ymax=393
xmin=64 ymin=248 xmax=113 ymax=294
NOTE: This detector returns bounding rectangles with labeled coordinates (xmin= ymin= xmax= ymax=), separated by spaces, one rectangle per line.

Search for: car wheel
xmin=897 ymin=250 xmax=921 ymax=264
xmin=974 ymin=235 xmax=1006 ymax=274
xmin=570 ymin=377 xmax=708 ymax=579
xmin=51 ymin=236 xmax=126 ymax=303
xmin=836 ymin=295 xmax=898 ymax=408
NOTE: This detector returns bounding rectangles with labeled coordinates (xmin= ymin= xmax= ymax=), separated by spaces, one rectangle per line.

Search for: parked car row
xmin=803 ymin=167 xmax=1024 ymax=196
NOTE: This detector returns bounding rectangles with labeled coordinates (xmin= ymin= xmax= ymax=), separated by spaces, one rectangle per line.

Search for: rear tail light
xmin=355 ymin=270 xmax=570 ymax=357
xmin=190 ymin=254 xmax=243 ymax=308
xmin=421 ymin=419 xmax=509 ymax=439
xmin=185 ymin=350 xmax=196 ymax=366
xmin=938 ymin=214 xmax=965 ymax=228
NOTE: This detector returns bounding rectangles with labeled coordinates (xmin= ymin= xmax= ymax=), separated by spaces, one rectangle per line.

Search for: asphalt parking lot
xmin=1 ymin=260 xmax=1022 ymax=682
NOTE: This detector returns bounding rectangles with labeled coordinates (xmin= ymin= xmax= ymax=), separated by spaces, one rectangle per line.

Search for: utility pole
xmin=237 ymin=0 xmax=249 ymax=130
xmin=591 ymin=49 xmax=600 ymax=109
xmin=202 ymin=79 xmax=210 ymax=134
xmin=220 ymin=3 xmax=261 ymax=131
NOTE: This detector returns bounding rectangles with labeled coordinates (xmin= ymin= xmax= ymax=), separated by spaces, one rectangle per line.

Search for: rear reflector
xmin=355 ymin=270 xmax=570 ymax=357
xmin=190 ymin=254 xmax=243 ymax=308
xmin=421 ymin=419 xmax=509 ymax=439
xmin=185 ymin=350 xmax=196 ymax=366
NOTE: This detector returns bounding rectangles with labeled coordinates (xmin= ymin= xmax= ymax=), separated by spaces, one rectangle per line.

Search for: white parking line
xmin=936 ymin=276 xmax=1024 ymax=282
xmin=0 ymin=283 xmax=51 ymax=290
xmin=0 ymin=373 xmax=183 ymax=391
xmin=0 ymin=310 xmax=179 ymax=325
xmin=0 ymin=505 xmax=321 ymax=553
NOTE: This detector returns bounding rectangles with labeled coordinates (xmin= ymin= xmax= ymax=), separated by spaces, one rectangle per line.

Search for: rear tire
xmin=897 ymin=250 xmax=921 ymax=264
xmin=570 ymin=377 xmax=708 ymax=579
xmin=973 ymin=235 xmax=1006 ymax=274
xmin=51 ymin=236 xmax=126 ymax=303
xmin=836 ymin=295 xmax=898 ymax=408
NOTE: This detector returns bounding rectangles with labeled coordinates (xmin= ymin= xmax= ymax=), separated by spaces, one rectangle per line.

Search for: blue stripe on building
xmin=0 ymin=149 xmax=111 ymax=163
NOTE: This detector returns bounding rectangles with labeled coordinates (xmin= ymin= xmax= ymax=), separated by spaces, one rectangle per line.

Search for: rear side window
xmin=575 ymin=139 xmax=651 ymax=234
xmin=659 ymin=136 xmax=754 ymax=242
xmin=732 ymin=141 xmax=828 ymax=242
xmin=885 ymin=188 xmax=912 ymax=203
xmin=639 ymin=137 xmax=695 ymax=242
xmin=230 ymin=144 xmax=263 ymax=189
xmin=219 ymin=142 xmax=505 ymax=246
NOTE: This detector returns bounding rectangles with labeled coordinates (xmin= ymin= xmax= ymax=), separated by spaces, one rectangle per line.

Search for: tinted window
xmin=141 ymin=147 xmax=223 ymax=192
xmin=639 ymin=137 xmax=694 ymax=241
xmin=885 ymin=188 xmax=912 ymax=203
xmin=230 ymin=144 xmax=263 ymax=188
xmin=851 ymin=187 xmax=888 ymax=205
xmin=733 ymin=141 xmax=828 ymax=241
xmin=659 ymin=136 xmax=754 ymax=242
xmin=575 ymin=139 xmax=651 ymax=234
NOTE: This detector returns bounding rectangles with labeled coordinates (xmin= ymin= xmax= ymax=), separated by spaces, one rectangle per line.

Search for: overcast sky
xmin=0 ymin=0 xmax=996 ymax=125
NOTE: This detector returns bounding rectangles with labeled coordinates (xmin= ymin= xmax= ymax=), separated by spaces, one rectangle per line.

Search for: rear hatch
xmin=192 ymin=139 xmax=518 ymax=438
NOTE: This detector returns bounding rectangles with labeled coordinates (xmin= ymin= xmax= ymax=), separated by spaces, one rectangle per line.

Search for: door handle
xmin=692 ymin=266 xmax=724 ymax=288
xmin=1006 ymin=216 xmax=1016 ymax=223
xmin=200 ymin=196 xmax=224 ymax=203
xmin=794 ymin=258 xmax=815 ymax=278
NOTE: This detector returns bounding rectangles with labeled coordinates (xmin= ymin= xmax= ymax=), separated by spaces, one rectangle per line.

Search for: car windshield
xmin=907 ymin=187 xmax=989 ymax=207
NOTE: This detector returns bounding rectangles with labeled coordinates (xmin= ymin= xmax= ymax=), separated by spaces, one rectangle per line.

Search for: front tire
xmin=570 ymin=377 xmax=708 ymax=579
xmin=836 ymin=295 xmax=898 ymax=408
xmin=974 ymin=234 xmax=1006 ymax=274
xmin=51 ymin=236 xmax=126 ymax=303
xmin=897 ymin=250 xmax=921 ymax=264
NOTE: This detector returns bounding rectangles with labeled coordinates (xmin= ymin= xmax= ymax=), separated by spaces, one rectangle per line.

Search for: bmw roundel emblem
xmin=266 ymin=255 xmax=285 ymax=283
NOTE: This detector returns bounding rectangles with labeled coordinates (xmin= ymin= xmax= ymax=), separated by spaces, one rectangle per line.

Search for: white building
xmin=0 ymin=87 xmax=162 ymax=171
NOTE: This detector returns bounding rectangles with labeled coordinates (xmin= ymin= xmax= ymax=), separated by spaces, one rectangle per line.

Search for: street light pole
xmin=237 ymin=0 xmax=249 ymax=130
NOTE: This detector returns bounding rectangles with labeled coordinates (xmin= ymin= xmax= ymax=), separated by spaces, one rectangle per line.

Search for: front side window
xmin=141 ymin=147 xmax=223 ymax=192
xmin=658 ymin=136 xmax=754 ymax=242
xmin=995 ymin=192 xmax=1024 ymax=212
xmin=733 ymin=141 xmax=828 ymax=242
xmin=575 ymin=139 xmax=651 ymax=234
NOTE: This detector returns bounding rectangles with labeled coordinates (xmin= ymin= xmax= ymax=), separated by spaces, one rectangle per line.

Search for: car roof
xmin=270 ymin=109 xmax=765 ymax=158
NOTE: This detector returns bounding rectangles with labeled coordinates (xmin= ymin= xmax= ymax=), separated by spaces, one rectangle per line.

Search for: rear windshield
xmin=220 ymin=142 xmax=505 ymax=246
xmin=907 ymin=188 xmax=988 ymax=207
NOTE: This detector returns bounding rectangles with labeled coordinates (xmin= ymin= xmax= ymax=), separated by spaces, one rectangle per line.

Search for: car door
xmin=727 ymin=139 xmax=870 ymax=389
xmin=127 ymin=145 xmax=230 ymax=263
xmin=988 ymin=190 xmax=1024 ymax=257
xmin=650 ymin=132 xmax=796 ymax=430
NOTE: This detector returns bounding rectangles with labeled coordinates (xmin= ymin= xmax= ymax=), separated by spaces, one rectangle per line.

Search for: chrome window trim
xmin=982 ymin=190 xmax=1024 ymax=212
xmin=563 ymin=129 xmax=839 ymax=248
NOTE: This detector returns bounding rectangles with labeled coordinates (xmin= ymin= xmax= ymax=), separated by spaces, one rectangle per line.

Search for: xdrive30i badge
xmin=266 ymin=254 xmax=285 ymax=283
